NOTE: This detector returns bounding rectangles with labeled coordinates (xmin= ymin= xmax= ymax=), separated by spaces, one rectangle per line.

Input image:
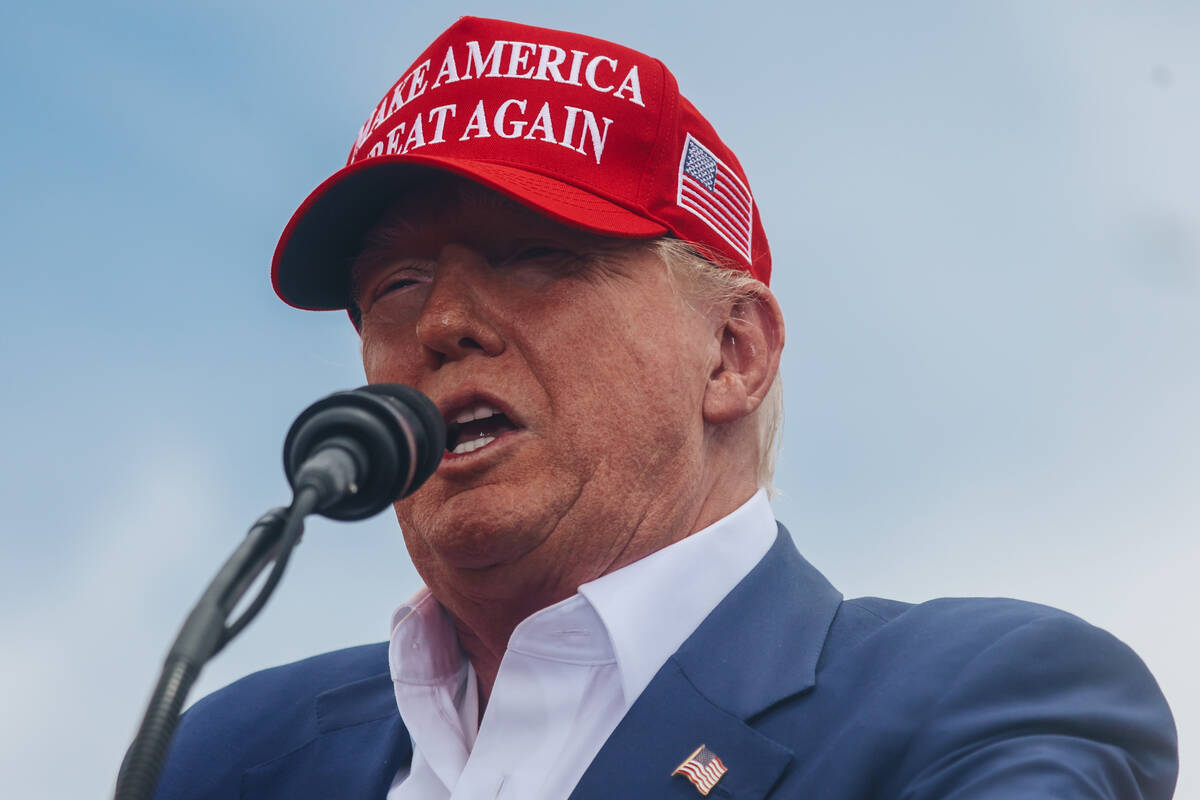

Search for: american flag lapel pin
xmin=672 ymin=744 xmax=728 ymax=796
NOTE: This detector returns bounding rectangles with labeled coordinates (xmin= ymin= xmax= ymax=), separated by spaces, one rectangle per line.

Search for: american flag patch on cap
xmin=672 ymin=744 xmax=728 ymax=795
xmin=677 ymin=134 xmax=754 ymax=262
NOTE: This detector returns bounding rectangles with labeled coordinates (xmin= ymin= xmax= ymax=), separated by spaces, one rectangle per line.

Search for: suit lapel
xmin=240 ymin=671 xmax=412 ymax=800
xmin=673 ymin=525 xmax=843 ymax=718
xmin=568 ymin=659 xmax=793 ymax=800
xmin=570 ymin=526 xmax=842 ymax=800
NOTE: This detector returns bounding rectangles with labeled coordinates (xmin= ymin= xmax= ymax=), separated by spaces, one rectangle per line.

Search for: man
xmin=155 ymin=16 xmax=1177 ymax=800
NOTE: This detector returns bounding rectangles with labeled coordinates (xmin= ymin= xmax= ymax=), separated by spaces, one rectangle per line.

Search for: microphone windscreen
xmin=361 ymin=383 xmax=446 ymax=487
xmin=283 ymin=384 xmax=446 ymax=520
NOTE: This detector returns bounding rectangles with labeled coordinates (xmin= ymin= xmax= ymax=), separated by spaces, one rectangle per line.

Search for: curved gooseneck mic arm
xmin=113 ymin=385 xmax=445 ymax=800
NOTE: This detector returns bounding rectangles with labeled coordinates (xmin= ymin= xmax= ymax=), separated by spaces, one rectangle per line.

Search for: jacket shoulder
xmin=825 ymin=594 xmax=1114 ymax=665
xmin=153 ymin=642 xmax=391 ymax=799
xmin=797 ymin=596 xmax=1178 ymax=799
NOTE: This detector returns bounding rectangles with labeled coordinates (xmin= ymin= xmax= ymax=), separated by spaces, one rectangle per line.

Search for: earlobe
xmin=702 ymin=288 xmax=784 ymax=425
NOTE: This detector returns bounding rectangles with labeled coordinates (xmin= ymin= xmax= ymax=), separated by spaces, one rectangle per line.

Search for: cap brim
xmin=271 ymin=155 xmax=669 ymax=310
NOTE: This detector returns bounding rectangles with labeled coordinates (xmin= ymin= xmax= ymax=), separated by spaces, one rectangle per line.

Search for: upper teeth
xmin=453 ymin=403 xmax=501 ymax=424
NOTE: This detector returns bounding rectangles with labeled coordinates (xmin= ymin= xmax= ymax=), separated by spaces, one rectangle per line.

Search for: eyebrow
xmin=348 ymin=213 xmax=426 ymax=309
xmin=350 ymin=184 xmax=548 ymax=270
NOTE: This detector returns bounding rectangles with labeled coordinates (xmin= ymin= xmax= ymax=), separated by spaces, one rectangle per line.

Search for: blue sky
xmin=2 ymin=2 xmax=1196 ymax=797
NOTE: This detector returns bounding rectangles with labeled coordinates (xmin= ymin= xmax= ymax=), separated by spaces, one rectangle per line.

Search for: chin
xmin=397 ymin=487 xmax=557 ymax=571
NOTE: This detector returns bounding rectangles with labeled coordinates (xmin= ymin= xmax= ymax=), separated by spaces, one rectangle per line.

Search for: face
xmin=352 ymin=177 xmax=720 ymax=604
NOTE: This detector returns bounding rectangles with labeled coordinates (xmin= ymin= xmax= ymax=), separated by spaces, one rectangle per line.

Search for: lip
xmin=432 ymin=386 xmax=527 ymax=476
xmin=437 ymin=427 xmax=527 ymax=476
xmin=435 ymin=387 xmax=525 ymax=430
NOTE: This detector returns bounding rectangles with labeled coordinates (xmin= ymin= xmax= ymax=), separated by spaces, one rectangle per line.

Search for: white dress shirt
xmin=386 ymin=490 xmax=778 ymax=800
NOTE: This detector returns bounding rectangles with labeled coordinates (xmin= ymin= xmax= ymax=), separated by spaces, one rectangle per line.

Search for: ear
xmin=702 ymin=285 xmax=785 ymax=425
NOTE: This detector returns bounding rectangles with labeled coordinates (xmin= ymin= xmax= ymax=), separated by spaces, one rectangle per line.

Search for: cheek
xmin=362 ymin=347 xmax=385 ymax=383
xmin=360 ymin=326 xmax=418 ymax=382
xmin=547 ymin=311 xmax=708 ymax=425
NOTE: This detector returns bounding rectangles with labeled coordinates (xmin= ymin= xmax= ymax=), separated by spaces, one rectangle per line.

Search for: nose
xmin=414 ymin=244 xmax=505 ymax=369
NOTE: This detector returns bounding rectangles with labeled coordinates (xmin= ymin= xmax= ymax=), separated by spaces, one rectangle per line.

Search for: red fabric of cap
xmin=272 ymin=16 xmax=772 ymax=310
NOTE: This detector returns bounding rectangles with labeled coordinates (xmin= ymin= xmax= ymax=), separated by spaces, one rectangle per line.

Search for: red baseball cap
xmin=272 ymin=16 xmax=771 ymax=310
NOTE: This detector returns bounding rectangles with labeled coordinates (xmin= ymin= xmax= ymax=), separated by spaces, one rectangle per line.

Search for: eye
xmin=502 ymin=243 xmax=573 ymax=264
xmin=517 ymin=245 xmax=564 ymax=259
xmin=380 ymin=277 xmax=420 ymax=294
xmin=373 ymin=272 xmax=430 ymax=302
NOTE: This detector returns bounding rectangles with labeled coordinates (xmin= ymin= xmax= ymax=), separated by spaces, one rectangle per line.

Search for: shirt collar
xmin=388 ymin=489 xmax=777 ymax=708
xmin=506 ymin=593 xmax=616 ymax=665
xmin=388 ymin=587 xmax=467 ymax=685
xmin=578 ymin=489 xmax=777 ymax=707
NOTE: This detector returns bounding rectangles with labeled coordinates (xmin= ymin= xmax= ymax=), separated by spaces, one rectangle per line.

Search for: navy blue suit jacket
xmin=155 ymin=527 xmax=1178 ymax=799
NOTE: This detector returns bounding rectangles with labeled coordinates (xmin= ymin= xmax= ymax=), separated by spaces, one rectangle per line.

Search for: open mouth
xmin=444 ymin=401 xmax=521 ymax=455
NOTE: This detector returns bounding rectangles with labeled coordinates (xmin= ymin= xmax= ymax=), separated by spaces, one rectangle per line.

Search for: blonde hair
xmin=652 ymin=238 xmax=783 ymax=497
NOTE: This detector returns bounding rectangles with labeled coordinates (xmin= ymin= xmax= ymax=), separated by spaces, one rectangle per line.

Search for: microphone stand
xmin=113 ymin=485 xmax=321 ymax=800
xmin=112 ymin=382 xmax=445 ymax=799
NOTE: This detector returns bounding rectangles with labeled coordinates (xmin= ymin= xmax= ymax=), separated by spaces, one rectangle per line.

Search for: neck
xmin=426 ymin=475 xmax=759 ymax=709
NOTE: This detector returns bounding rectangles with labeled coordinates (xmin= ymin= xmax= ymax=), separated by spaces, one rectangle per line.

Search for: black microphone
xmin=115 ymin=385 xmax=446 ymax=800
xmin=282 ymin=384 xmax=446 ymax=520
